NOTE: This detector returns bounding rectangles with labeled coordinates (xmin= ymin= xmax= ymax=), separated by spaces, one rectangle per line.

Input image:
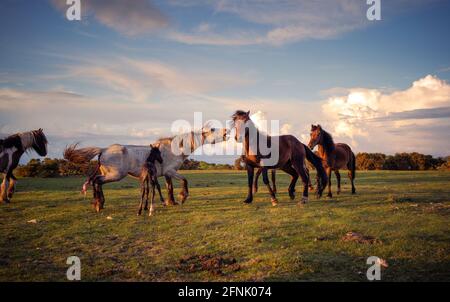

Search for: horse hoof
xmin=243 ymin=198 xmax=253 ymax=204
xmin=301 ymin=197 xmax=308 ymax=204
xmin=337 ymin=190 xmax=341 ymax=195
xmin=271 ymin=198 xmax=278 ymax=206
xmin=165 ymin=200 xmax=178 ymax=206
xmin=327 ymin=193 xmax=333 ymax=198
xmin=1 ymin=199 xmax=10 ymax=204
xmin=352 ymin=190 xmax=356 ymax=195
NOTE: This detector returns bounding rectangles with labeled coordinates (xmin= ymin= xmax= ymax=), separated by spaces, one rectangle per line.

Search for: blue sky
xmin=1 ymin=0 xmax=450 ymax=161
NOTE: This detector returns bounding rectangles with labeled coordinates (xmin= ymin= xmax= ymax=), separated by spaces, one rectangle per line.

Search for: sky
xmin=1 ymin=0 xmax=450 ymax=163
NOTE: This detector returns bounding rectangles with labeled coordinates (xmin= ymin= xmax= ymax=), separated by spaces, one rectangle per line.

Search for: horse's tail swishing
xmin=349 ymin=151 xmax=356 ymax=194
xmin=303 ymin=144 xmax=327 ymax=197
xmin=64 ymin=144 xmax=104 ymax=164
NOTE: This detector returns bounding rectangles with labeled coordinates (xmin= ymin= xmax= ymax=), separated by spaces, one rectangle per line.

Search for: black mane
xmin=321 ymin=129 xmax=335 ymax=154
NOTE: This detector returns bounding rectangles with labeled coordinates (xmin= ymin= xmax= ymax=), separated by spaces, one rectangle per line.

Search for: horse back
xmin=334 ymin=143 xmax=354 ymax=168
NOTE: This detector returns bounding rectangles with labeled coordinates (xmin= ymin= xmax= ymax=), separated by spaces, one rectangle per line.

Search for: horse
xmin=308 ymin=125 xmax=356 ymax=198
xmin=0 ymin=129 xmax=48 ymax=203
xmin=231 ymin=110 xmax=327 ymax=205
xmin=138 ymin=144 xmax=164 ymax=216
xmin=64 ymin=127 xmax=228 ymax=212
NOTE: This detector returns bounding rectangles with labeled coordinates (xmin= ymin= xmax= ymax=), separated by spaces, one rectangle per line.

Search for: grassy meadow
xmin=0 ymin=170 xmax=449 ymax=281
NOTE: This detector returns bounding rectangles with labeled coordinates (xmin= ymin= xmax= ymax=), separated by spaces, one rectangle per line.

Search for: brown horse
xmin=231 ymin=110 xmax=327 ymax=205
xmin=308 ymin=125 xmax=356 ymax=198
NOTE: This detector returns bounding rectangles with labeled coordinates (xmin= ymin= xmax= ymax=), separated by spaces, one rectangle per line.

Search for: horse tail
xmin=303 ymin=143 xmax=328 ymax=196
xmin=350 ymin=151 xmax=356 ymax=180
xmin=64 ymin=144 xmax=104 ymax=164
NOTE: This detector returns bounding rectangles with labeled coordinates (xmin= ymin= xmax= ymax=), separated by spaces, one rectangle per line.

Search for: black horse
xmin=0 ymin=129 xmax=48 ymax=203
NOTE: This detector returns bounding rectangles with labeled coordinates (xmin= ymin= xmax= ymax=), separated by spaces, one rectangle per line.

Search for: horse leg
xmin=271 ymin=169 xmax=277 ymax=193
xmin=348 ymin=154 xmax=356 ymax=194
xmin=149 ymin=178 xmax=156 ymax=216
xmin=138 ymin=176 xmax=146 ymax=216
xmin=292 ymin=158 xmax=309 ymax=204
xmin=170 ymin=172 xmax=189 ymax=204
xmin=7 ymin=173 xmax=17 ymax=199
xmin=243 ymin=165 xmax=254 ymax=204
xmin=155 ymin=178 xmax=165 ymax=205
xmin=253 ymin=168 xmax=262 ymax=194
xmin=335 ymin=170 xmax=341 ymax=195
xmin=326 ymin=167 xmax=333 ymax=198
xmin=144 ymin=176 xmax=150 ymax=211
xmin=281 ymin=166 xmax=298 ymax=200
xmin=164 ymin=176 xmax=177 ymax=206
xmin=92 ymin=173 xmax=124 ymax=212
xmin=0 ymin=173 xmax=10 ymax=203
xmin=305 ymin=167 xmax=314 ymax=191
xmin=262 ymin=167 xmax=278 ymax=206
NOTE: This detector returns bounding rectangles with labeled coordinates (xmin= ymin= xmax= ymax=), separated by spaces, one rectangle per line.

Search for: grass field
xmin=0 ymin=170 xmax=449 ymax=281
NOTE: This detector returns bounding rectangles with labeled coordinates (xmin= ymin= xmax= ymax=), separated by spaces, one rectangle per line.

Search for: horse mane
xmin=156 ymin=131 xmax=204 ymax=154
xmin=320 ymin=128 xmax=335 ymax=154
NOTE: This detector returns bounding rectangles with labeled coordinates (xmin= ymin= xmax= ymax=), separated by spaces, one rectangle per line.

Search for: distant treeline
xmin=355 ymin=152 xmax=449 ymax=171
xmin=13 ymin=152 xmax=450 ymax=178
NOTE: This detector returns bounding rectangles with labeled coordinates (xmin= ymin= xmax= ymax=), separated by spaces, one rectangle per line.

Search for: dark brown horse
xmin=0 ymin=129 xmax=48 ymax=203
xmin=231 ymin=110 xmax=327 ymax=205
xmin=308 ymin=125 xmax=356 ymax=197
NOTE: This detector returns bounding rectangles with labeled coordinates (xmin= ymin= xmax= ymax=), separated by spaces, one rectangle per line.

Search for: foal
xmin=138 ymin=145 xmax=164 ymax=216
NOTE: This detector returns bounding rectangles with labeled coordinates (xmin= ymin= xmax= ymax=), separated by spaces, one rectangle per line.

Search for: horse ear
xmin=246 ymin=110 xmax=250 ymax=116
xmin=153 ymin=142 xmax=161 ymax=149
xmin=317 ymin=124 xmax=322 ymax=130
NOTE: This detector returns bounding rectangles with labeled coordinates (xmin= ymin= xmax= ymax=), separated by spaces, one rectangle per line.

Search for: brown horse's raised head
xmin=231 ymin=110 xmax=250 ymax=142
xmin=308 ymin=124 xmax=322 ymax=149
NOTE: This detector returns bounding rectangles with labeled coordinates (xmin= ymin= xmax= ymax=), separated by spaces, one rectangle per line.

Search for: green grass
xmin=0 ymin=170 xmax=449 ymax=281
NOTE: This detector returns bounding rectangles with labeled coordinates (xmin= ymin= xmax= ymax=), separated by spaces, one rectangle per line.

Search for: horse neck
xmin=18 ymin=132 xmax=35 ymax=151
xmin=243 ymin=121 xmax=268 ymax=156
xmin=318 ymin=131 xmax=335 ymax=157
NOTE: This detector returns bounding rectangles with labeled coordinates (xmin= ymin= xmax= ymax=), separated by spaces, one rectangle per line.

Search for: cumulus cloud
xmin=320 ymin=75 xmax=450 ymax=153
xmin=50 ymin=0 xmax=168 ymax=35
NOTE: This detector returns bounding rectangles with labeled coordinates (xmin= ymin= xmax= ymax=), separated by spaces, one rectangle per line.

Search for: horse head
xmin=308 ymin=124 xmax=322 ymax=149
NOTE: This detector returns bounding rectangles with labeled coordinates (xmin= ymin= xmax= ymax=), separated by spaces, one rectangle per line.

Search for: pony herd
xmin=0 ymin=111 xmax=356 ymax=215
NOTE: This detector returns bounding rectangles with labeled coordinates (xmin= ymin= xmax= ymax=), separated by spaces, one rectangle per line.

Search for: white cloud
xmin=321 ymin=75 xmax=450 ymax=153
